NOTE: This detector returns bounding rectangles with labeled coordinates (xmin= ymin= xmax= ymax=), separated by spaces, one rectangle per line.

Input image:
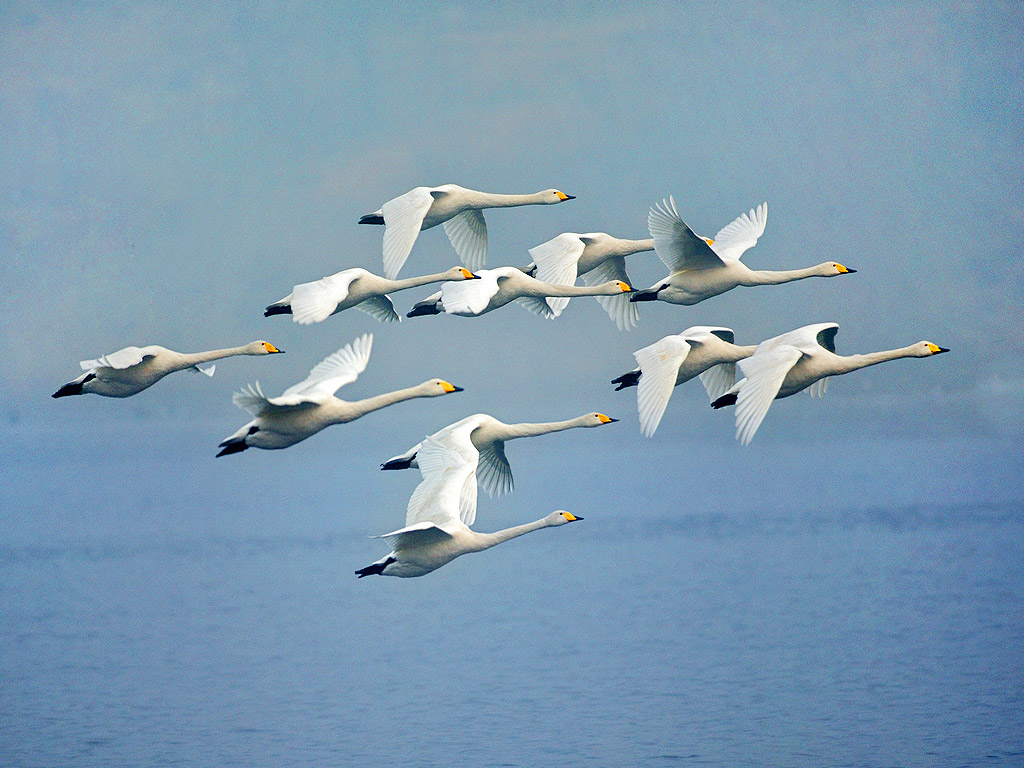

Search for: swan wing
xmin=289 ymin=269 xmax=362 ymax=325
xmin=712 ymin=202 xmax=767 ymax=262
xmin=381 ymin=187 xmax=435 ymax=279
xmin=528 ymin=233 xmax=584 ymax=314
xmin=698 ymin=363 xmax=737 ymax=403
xmin=281 ymin=333 xmax=373 ymax=398
xmin=514 ymin=296 xmax=557 ymax=318
xmin=634 ymin=336 xmax=691 ymax=437
xmin=807 ymin=377 xmax=830 ymax=398
xmin=406 ymin=434 xmax=479 ymax=528
xmin=649 ymin=196 xmax=726 ymax=272
xmin=191 ymin=363 xmax=216 ymax=377
xmin=477 ymin=440 xmax=513 ymax=498
xmin=440 ymin=270 xmax=500 ymax=315
xmin=356 ymin=294 xmax=401 ymax=323
xmin=232 ymin=382 xmax=321 ymax=417
xmin=375 ymin=521 xmax=454 ymax=551
xmin=442 ymin=209 xmax=488 ymax=271
xmin=734 ymin=345 xmax=804 ymax=445
xmin=80 ymin=346 xmax=154 ymax=371
xmin=582 ymin=256 xmax=638 ymax=330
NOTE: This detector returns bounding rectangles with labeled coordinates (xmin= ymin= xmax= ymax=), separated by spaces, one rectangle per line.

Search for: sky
xmin=2 ymin=1 xmax=1023 ymax=448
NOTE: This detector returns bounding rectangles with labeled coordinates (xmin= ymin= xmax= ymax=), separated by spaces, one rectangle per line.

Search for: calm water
xmin=2 ymin=425 xmax=1022 ymax=767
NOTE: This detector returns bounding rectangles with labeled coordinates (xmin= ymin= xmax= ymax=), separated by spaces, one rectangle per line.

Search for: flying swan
xmin=52 ymin=341 xmax=283 ymax=399
xmin=359 ymin=184 xmax=575 ymax=279
xmin=711 ymin=322 xmax=949 ymax=445
xmin=216 ymin=334 xmax=462 ymax=456
xmin=356 ymin=433 xmax=581 ymax=578
xmin=610 ymin=326 xmax=756 ymax=437
xmin=264 ymin=266 xmax=479 ymax=324
xmin=631 ymin=198 xmax=855 ymax=305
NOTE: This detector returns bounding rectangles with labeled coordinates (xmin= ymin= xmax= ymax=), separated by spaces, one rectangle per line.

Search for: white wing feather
xmin=712 ymin=202 xmax=767 ymax=262
xmin=634 ymin=336 xmax=691 ymax=437
xmin=375 ymin=521 xmax=454 ymax=551
xmin=734 ymin=345 xmax=804 ymax=445
xmin=477 ymin=440 xmax=513 ymax=498
xmin=80 ymin=346 xmax=152 ymax=371
xmin=442 ymin=209 xmax=488 ymax=271
xmin=381 ymin=187 xmax=435 ymax=279
xmin=440 ymin=270 xmax=501 ymax=316
xmin=648 ymin=196 xmax=726 ymax=272
xmin=192 ymin=363 xmax=216 ymax=377
xmin=582 ymin=257 xmax=638 ymax=330
xmin=528 ymin=233 xmax=585 ymax=314
xmin=698 ymin=363 xmax=737 ymax=403
xmin=405 ymin=434 xmax=479 ymax=528
xmin=514 ymin=296 xmax=557 ymax=318
xmin=808 ymin=377 xmax=829 ymax=398
xmin=231 ymin=382 xmax=321 ymax=417
xmin=290 ymin=269 xmax=362 ymax=325
xmin=356 ymin=295 xmax=400 ymax=323
xmin=281 ymin=333 xmax=373 ymax=399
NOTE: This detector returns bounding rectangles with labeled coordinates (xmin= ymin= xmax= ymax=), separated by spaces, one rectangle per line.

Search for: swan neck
xmin=466 ymin=191 xmax=548 ymax=209
xmin=177 ymin=346 xmax=251 ymax=368
xmin=384 ymin=272 xmax=451 ymax=292
xmin=529 ymin=279 xmax=621 ymax=297
xmin=504 ymin=418 xmax=588 ymax=439
xmin=472 ymin=518 xmax=551 ymax=550
xmin=835 ymin=346 xmax=919 ymax=373
xmin=613 ymin=237 xmax=655 ymax=255
xmin=743 ymin=266 xmax=822 ymax=286
xmin=348 ymin=385 xmax=428 ymax=418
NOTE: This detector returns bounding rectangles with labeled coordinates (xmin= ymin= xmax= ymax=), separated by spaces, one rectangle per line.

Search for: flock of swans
xmin=52 ymin=183 xmax=948 ymax=578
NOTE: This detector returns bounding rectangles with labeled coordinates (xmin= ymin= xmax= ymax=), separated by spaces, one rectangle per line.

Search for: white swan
xmin=630 ymin=198 xmax=855 ymax=305
xmin=711 ymin=323 xmax=949 ymax=445
xmin=610 ymin=327 xmax=757 ymax=437
xmin=52 ymin=341 xmax=283 ymax=399
xmin=356 ymin=434 xmax=581 ymax=578
xmin=380 ymin=411 xmax=619 ymax=501
xmin=216 ymin=334 xmax=462 ymax=456
xmin=523 ymin=232 xmax=654 ymax=329
xmin=359 ymin=184 xmax=575 ymax=279
xmin=406 ymin=267 xmax=633 ymax=319
xmin=264 ymin=266 xmax=479 ymax=325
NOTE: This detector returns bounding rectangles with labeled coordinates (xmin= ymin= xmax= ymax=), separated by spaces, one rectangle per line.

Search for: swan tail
xmin=359 ymin=213 xmax=385 ymax=225
xmin=264 ymin=303 xmax=292 ymax=317
xmin=380 ymin=456 xmax=415 ymax=470
xmin=611 ymin=370 xmax=641 ymax=390
xmin=711 ymin=392 xmax=738 ymax=409
xmin=356 ymin=556 xmax=395 ymax=578
xmin=406 ymin=302 xmax=441 ymax=318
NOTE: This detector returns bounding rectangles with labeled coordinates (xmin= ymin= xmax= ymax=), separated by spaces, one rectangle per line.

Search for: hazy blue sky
xmin=2 ymin=1 xmax=1022 ymax=444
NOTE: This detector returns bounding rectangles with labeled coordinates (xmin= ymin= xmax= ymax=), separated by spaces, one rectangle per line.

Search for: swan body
xmin=611 ymin=327 xmax=757 ymax=437
xmin=524 ymin=232 xmax=654 ymax=329
xmin=381 ymin=411 xmax=619 ymax=500
xmin=357 ymin=434 xmax=581 ymax=578
xmin=264 ymin=266 xmax=478 ymax=325
xmin=630 ymin=198 xmax=855 ymax=305
xmin=360 ymin=184 xmax=575 ymax=279
xmin=406 ymin=267 xmax=633 ymax=319
xmin=711 ymin=323 xmax=949 ymax=444
xmin=52 ymin=341 xmax=283 ymax=399
xmin=216 ymin=334 xmax=462 ymax=456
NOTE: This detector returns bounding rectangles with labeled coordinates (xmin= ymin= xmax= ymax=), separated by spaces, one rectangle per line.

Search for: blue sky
xmin=2 ymin=1 xmax=1022 ymax=442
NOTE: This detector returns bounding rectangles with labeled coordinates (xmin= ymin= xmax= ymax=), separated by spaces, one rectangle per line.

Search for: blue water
xmin=2 ymin=424 xmax=1022 ymax=766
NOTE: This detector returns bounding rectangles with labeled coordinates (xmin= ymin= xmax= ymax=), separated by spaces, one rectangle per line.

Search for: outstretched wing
xmin=528 ymin=233 xmax=585 ymax=315
xmin=648 ymin=196 xmax=726 ymax=272
xmin=440 ymin=269 xmax=501 ymax=316
xmin=231 ymin=382 xmax=321 ymax=417
xmin=477 ymin=439 xmax=513 ymax=498
xmin=80 ymin=346 xmax=154 ymax=371
xmin=514 ymin=296 xmax=557 ymax=318
xmin=375 ymin=521 xmax=454 ymax=552
xmin=582 ymin=256 xmax=638 ymax=330
xmin=442 ymin=209 xmax=488 ymax=271
xmin=697 ymin=363 xmax=737 ymax=403
xmin=356 ymin=294 xmax=400 ymax=323
xmin=382 ymin=187 xmax=435 ymax=279
xmin=634 ymin=335 xmax=691 ymax=437
xmin=734 ymin=345 xmax=804 ymax=445
xmin=281 ymin=333 xmax=373 ymax=399
xmin=405 ymin=434 xmax=479 ymax=528
xmin=712 ymin=202 xmax=767 ymax=262
xmin=289 ymin=269 xmax=363 ymax=325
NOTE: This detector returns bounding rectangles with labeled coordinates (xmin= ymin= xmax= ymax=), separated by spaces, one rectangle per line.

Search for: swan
xmin=405 ymin=267 xmax=633 ymax=319
xmin=264 ymin=266 xmax=479 ymax=324
xmin=216 ymin=334 xmax=462 ymax=456
xmin=52 ymin=341 xmax=283 ymax=399
xmin=356 ymin=434 xmax=581 ymax=578
xmin=610 ymin=327 xmax=757 ymax=437
xmin=523 ymin=232 xmax=654 ymax=329
xmin=630 ymin=198 xmax=856 ymax=305
xmin=380 ymin=411 xmax=619 ymax=502
xmin=710 ymin=322 xmax=949 ymax=445
xmin=359 ymin=184 xmax=575 ymax=279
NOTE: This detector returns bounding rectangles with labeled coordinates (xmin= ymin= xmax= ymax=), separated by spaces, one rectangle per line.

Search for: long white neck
xmin=729 ymin=344 xmax=759 ymax=361
xmin=832 ymin=345 xmax=923 ymax=375
xmin=607 ymin=237 xmax=654 ymax=256
xmin=177 ymin=346 xmax=254 ymax=369
xmin=469 ymin=517 xmax=553 ymax=551
xmin=501 ymin=416 xmax=594 ymax=439
xmin=741 ymin=264 xmax=830 ymax=286
xmin=382 ymin=272 xmax=460 ymax=292
xmin=465 ymin=191 xmax=551 ymax=209
xmin=526 ymin=278 xmax=624 ymax=298
xmin=347 ymin=384 xmax=431 ymax=419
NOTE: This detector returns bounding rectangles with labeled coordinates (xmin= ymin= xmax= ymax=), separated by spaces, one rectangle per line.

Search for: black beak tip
xmin=606 ymin=417 xmax=620 ymax=423
xmin=574 ymin=515 xmax=584 ymax=521
xmin=451 ymin=385 xmax=464 ymax=392
xmin=846 ymin=268 xmax=858 ymax=274
xmin=936 ymin=346 xmax=950 ymax=354
xmin=564 ymin=195 xmax=576 ymax=200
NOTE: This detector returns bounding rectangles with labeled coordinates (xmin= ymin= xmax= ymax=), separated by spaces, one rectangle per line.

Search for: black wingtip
xmin=381 ymin=458 xmax=413 ymax=471
xmin=611 ymin=371 xmax=641 ymax=390
xmin=407 ymin=304 xmax=441 ymax=318
xmin=52 ymin=382 xmax=82 ymax=398
xmin=358 ymin=214 xmax=385 ymax=225
xmin=711 ymin=393 xmax=738 ymax=409
xmin=264 ymin=305 xmax=292 ymax=317
xmin=629 ymin=290 xmax=660 ymax=303
xmin=215 ymin=441 xmax=248 ymax=458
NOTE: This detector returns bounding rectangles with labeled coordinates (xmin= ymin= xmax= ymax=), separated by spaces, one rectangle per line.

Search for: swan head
xmin=615 ymin=281 xmax=633 ymax=292
xmin=445 ymin=267 xmax=480 ymax=281
xmin=823 ymin=262 xmax=856 ymax=276
xmin=543 ymin=189 xmax=576 ymax=204
xmin=423 ymin=379 xmax=464 ymax=395
xmin=583 ymin=412 xmax=619 ymax=427
xmin=248 ymin=341 xmax=284 ymax=355
xmin=915 ymin=341 xmax=950 ymax=357
xmin=546 ymin=510 xmax=583 ymax=526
